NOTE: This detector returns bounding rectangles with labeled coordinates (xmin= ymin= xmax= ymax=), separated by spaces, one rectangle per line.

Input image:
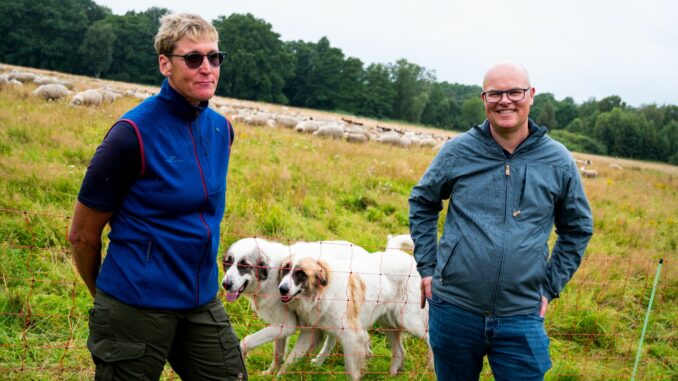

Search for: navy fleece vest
xmin=96 ymin=79 xmax=232 ymax=309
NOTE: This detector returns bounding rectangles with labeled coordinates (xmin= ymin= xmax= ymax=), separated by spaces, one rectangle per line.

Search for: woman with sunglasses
xmin=69 ymin=13 xmax=247 ymax=380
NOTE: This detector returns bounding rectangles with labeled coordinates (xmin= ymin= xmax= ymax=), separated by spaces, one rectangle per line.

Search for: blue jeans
xmin=428 ymin=294 xmax=551 ymax=381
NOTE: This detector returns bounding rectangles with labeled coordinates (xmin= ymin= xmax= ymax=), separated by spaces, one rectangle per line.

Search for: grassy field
xmin=0 ymin=74 xmax=675 ymax=380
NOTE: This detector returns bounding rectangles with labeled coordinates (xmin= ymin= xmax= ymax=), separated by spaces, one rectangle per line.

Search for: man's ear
xmin=159 ymin=54 xmax=172 ymax=77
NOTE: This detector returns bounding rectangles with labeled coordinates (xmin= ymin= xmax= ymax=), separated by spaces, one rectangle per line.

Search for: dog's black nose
xmin=279 ymin=284 xmax=289 ymax=295
xmin=223 ymin=278 xmax=233 ymax=290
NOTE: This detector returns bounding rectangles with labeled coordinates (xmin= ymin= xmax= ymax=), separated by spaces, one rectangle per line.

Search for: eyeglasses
xmin=165 ymin=51 xmax=226 ymax=69
xmin=481 ymin=87 xmax=531 ymax=103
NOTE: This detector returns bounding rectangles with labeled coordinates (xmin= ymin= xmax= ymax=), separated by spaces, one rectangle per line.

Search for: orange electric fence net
xmin=0 ymin=207 xmax=674 ymax=380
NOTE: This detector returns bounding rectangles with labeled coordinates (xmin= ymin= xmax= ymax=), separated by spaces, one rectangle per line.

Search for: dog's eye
xmin=294 ymin=270 xmax=307 ymax=282
xmin=224 ymin=256 xmax=233 ymax=267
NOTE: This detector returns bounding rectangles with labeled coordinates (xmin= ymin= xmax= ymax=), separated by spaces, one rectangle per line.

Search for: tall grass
xmin=0 ymin=79 xmax=675 ymax=380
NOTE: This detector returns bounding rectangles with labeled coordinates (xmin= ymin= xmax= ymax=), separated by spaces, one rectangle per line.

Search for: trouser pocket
xmin=208 ymin=303 xmax=248 ymax=380
xmin=88 ymin=335 xmax=147 ymax=381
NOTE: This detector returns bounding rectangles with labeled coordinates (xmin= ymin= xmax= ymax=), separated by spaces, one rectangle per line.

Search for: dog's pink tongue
xmin=226 ymin=292 xmax=239 ymax=302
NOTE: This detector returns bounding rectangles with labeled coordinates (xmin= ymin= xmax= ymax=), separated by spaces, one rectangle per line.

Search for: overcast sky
xmin=94 ymin=0 xmax=677 ymax=107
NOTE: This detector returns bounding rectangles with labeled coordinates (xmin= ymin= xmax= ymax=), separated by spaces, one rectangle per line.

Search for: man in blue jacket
xmin=69 ymin=13 xmax=246 ymax=380
xmin=409 ymin=62 xmax=593 ymax=380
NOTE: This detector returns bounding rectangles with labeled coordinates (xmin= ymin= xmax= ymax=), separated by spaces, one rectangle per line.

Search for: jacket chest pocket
xmin=513 ymin=164 xmax=560 ymax=223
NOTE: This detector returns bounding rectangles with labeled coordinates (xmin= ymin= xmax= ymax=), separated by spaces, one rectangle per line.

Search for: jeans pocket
xmin=525 ymin=328 xmax=552 ymax=374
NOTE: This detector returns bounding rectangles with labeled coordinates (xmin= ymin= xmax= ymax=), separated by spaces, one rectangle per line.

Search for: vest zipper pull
xmin=505 ymin=163 xmax=511 ymax=176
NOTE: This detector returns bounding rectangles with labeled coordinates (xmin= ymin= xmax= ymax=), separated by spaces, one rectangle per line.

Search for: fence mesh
xmin=0 ymin=207 xmax=674 ymax=380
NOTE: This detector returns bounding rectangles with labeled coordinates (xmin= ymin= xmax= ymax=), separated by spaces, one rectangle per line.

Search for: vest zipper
xmin=188 ymin=120 xmax=211 ymax=306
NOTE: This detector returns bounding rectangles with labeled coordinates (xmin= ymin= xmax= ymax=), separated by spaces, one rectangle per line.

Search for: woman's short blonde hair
xmin=154 ymin=13 xmax=219 ymax=56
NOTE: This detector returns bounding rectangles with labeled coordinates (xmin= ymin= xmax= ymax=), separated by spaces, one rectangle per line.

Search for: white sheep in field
xmin=274 ymin=115 xmax=299 ymax=129
xmin=244 ymin=113 xmax=269 ymax=126
xmin=580 ymin=166 xmax=598 ymax=178
xmin=97 ymin=89 xmax=121 ymax=103
xmin=33 ymin=76 xmax=61 ymax=86
xmin=313 ymin=124 xmax=344 ymax=139
xmin=386 ymin=234 xmax=415 ymax=253
xmin=8 ymin=71 xmax=36 ymax=83
xmin=70 ymin=89 xmax=103 ymax=107
xmin=295 ymin=120 xmax=323 ymax=133
xmin=377 ymin=131 xmax=412 ymax=148
xmin=33 ymin=84 xmax=71 ymax=101
xmin=346 ymin=133 xmax=368 ymax=143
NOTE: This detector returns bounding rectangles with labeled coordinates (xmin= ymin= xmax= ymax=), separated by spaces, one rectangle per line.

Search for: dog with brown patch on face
xmin=221 ymin=237 xmax=369 ymax=374
xmin=277 ymin=248 xmax=431 ymax=380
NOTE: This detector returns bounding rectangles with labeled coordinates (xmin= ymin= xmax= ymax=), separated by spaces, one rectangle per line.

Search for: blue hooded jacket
xmin=95 ymin=79 xmax=232 ymax=309
xmin=409 ymin=120 xmax=593 ymax=316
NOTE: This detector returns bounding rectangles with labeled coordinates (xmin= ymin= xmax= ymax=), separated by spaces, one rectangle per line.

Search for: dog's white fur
xmin=221 ymin=237 xmax=368 ymax=373
xmin=278 ymin=248 xmax=430 ymax=379
xmin=386 ymin=233 xmax=415 ymax=253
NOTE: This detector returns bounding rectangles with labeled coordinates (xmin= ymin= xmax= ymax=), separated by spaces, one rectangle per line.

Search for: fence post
xmin=630 ymin=258 xmax=663 ymax=381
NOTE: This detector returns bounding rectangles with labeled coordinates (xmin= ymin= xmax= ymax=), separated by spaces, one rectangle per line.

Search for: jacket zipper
xmin=188 ymin=119 xmax=211 ymax=306
xmin=490 ymin=158 xmax=512 ymax=316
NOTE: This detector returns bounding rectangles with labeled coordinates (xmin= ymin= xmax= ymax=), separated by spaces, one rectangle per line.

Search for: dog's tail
xmin=386 ymin=234 xmax=414 ymax=253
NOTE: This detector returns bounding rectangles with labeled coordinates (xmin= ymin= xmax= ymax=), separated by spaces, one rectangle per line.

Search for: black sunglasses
xmin=165 ymin=51 xmax=226 ymax=69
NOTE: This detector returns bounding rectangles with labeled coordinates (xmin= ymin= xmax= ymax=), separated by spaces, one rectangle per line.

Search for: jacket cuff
xmin=417 ymin=267 xmax=435 ymax=279
xmin=543 ymin=289 xmax=558 ymax=302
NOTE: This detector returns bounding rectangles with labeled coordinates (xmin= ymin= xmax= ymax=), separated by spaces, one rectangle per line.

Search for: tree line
xmin=1 ymin=0 xmax=676 ymax=164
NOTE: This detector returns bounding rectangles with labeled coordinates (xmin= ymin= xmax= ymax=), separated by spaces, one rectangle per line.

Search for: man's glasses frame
xmin=164 ymin=51 xmax=226 ymax=69
xmin=481 ymin=87 xmax=531 ymax=103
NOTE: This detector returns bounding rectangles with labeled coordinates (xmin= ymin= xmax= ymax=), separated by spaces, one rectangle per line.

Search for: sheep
xmin=377 ymin=131 xmax=412 ymax=148
xmin=70 ymin=89 xmax=103 ymax=107
xmin=580 ymin=166 xmax=599 ymax=178
xmin=313 ymin=124 xmax=344 ymax=139
xmin=33 ymin=76 xmax=57 ymax=85
xmin=33 ymin=84 xmax=71 ymax=101
xmin=244 ymin=113 xmax=269 ymax=126
xmin=218 ymin=105 xmax=237 ymax=116
xmin=97 ymin=89 xmax=121 ymax=103
xmin=609 ymin=163 xmax=623 ymax=170
xmin=346 ymin=133 xmax=368 ymax=144
xmin=8 ymin=71 xmax=36 ymax=83
xmin=274 ymin=115 xmax=299 ymax=129
xmin=295 ymin=120 xmax=323 ymax=134
xmin=419 ymin=137 xmax=437 ymax=148
xmin=0 ymin=74 xmax=9 ymax=85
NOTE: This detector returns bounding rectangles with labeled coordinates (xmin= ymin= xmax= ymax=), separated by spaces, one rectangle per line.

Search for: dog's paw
xmin=310 ymin=356 xmax=327 ymax=367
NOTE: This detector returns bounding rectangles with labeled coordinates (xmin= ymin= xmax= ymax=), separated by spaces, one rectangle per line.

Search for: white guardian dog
xmin=221 ymin=237 xmax=368 ymax=373
xmin=277 ymin=247 xmax=431 ymax=379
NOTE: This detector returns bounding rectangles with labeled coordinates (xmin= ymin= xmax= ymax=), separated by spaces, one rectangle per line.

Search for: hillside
xmin=0 ymin=65 xmax=675 ymax=380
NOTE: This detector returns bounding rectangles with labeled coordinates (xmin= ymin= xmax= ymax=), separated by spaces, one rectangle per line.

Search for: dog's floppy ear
xmin=316 ymin=259 xmax=330 ymax=286
xmin=256 ymin=260 xmax=268 ymax=281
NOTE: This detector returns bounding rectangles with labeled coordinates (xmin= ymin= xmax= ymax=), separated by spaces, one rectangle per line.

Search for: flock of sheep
xmin=217 ymin=104 xmax=448 ymax=149
xmin=1 ymin=66 xmax=450 ymax=150
xmin=0 ymin=65 xmax=618 ymax=177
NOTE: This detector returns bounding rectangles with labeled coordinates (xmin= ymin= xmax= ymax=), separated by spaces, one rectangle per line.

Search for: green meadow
xmin=0 ymin=76 xmax=675 ymax=380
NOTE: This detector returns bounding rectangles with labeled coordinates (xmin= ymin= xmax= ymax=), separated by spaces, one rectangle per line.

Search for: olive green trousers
xmin=87 ymin=290 xmax=247 ymax=380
